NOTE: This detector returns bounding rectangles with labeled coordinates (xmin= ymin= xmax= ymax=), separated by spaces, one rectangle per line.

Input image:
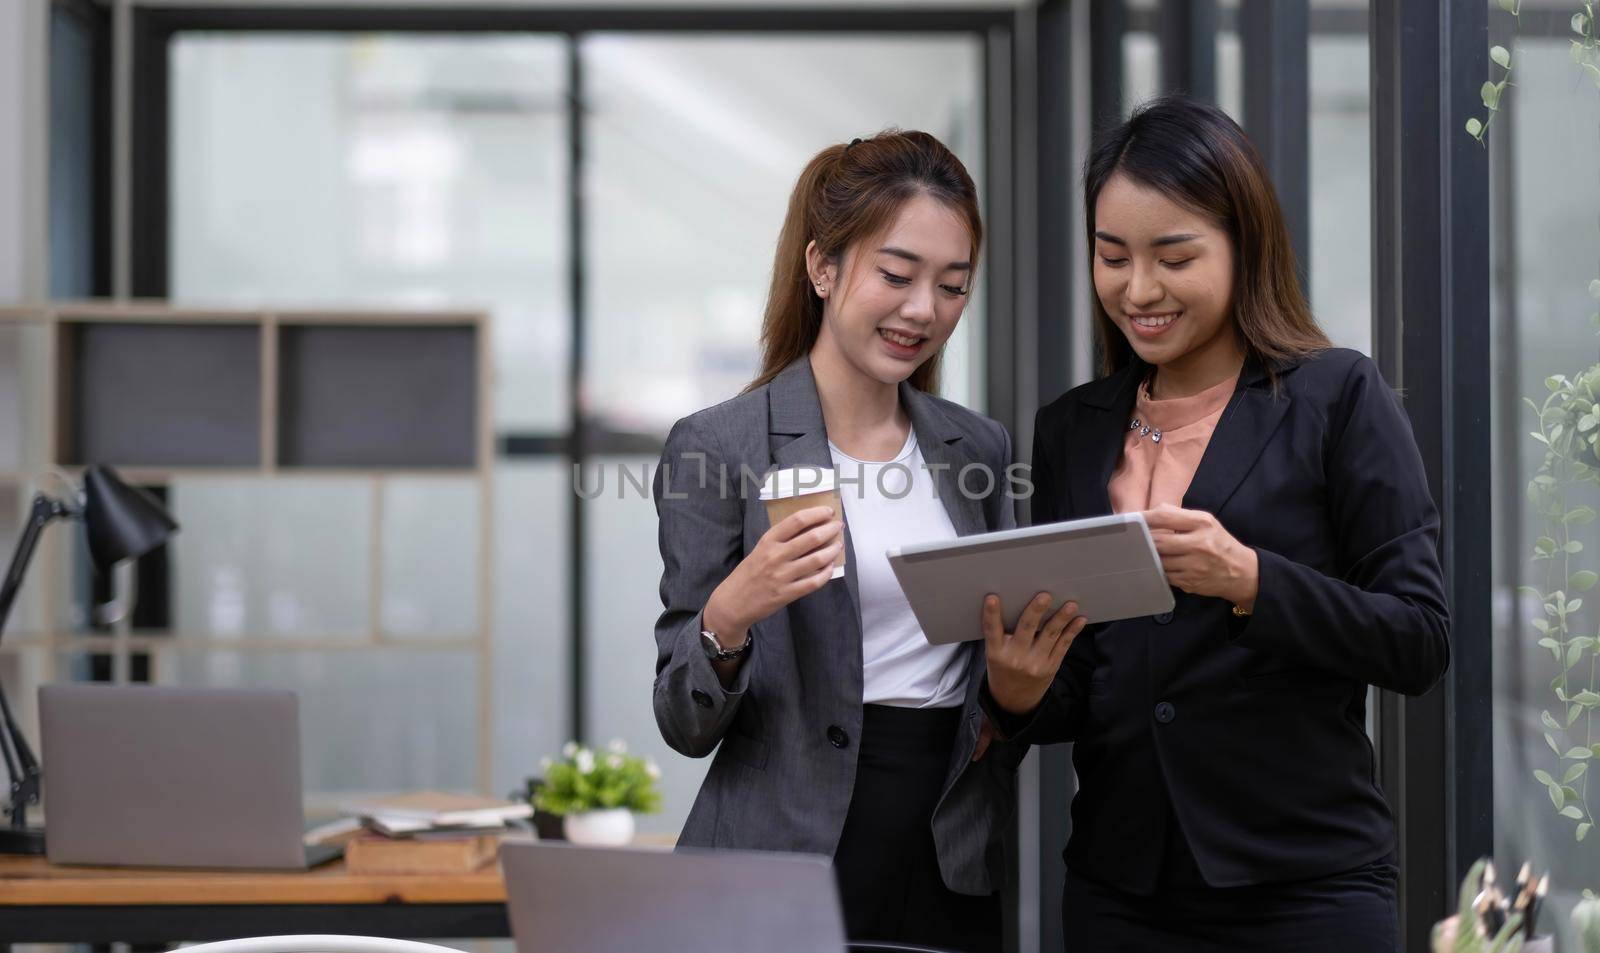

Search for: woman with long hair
xmin=652 ymin=130 xmax=1078 ymax=952
xmin=983 ymin=96 xmax=1449 ymax=950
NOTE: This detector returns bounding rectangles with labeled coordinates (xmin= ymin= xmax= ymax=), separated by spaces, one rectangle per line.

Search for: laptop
xmin=501 ymin=841 xmax=847 ymax=953
xmin=39 ymin=683 xmax=343 ymax=869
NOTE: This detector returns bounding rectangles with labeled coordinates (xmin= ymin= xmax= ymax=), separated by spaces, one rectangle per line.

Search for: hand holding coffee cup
xmin=702 ymin=467 xmax=846 ymax=648
xmin=759 ymin=467 xmax=846 ymax=581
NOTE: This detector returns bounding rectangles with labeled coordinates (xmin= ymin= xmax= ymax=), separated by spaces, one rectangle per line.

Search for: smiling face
xmin=1092 ymin=172 xmax=1242 ymax=385
xmin=808 ymin=191 xmax=973 ymax=387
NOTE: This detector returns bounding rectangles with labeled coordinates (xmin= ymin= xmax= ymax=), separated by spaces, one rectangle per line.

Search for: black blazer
xmin=1001 ymin=347 xmax=1449 ymax=893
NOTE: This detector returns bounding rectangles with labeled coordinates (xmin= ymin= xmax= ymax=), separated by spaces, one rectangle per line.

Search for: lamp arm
xmin=0 ymin=687 xmax=37 ymax=829
xmin=0 ymin=494 xmax=71 ymax=634
xmin=0 ymin=493 xmax=72 ymax=830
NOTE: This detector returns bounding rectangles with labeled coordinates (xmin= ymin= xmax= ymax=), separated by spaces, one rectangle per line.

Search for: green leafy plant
xmin=1523 ymin=364 xmax=1600 ymax=844
xmin=532 ymin=740 xmax=663 ymax=816
xmin=1447 ymin=5 xmax=1600 ymax=949
xmin=1575 ymin=3 xmax=1600 ymax=90
xmin=1501 ymin=0 xmax=1600 ymax=847
xmin=1469 ymin=1 xmax=1600 ymax=143
xmin=1466 ymin=0 xmax=1518 ymax=144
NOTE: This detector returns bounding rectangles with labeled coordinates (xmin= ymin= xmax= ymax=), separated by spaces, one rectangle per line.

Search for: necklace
xmin=1129 ymin=417 xmax=1162 ymax=444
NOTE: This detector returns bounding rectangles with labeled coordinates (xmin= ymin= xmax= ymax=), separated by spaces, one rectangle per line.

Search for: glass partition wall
xmin=1491 ymin=6 xmax=1600 ymax=949
xmin=156 ymin=26 xmax=985 ymax=831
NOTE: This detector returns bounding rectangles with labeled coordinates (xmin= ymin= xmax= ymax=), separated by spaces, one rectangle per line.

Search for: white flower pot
xmin=563 ymin=808 xmax=635 ymax=846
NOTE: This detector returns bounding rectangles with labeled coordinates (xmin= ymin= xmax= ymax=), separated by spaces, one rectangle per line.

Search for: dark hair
xmin=747 ymin=129 xmax=982 ymax=394
xmin=1084 ymin=95 xmax=1329 ymax=381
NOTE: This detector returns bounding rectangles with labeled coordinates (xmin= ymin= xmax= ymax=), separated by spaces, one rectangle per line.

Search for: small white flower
xmin=645 ymin=758 xmax=661 ymax=780
xmin=576 ymin=749 xmax=596 ymax=774
xmin=606 ymin=754 xmax=623 ymax=769
xmin=539 ymin=757 xmax=552 ymax=772
xmin=562 ymin=741 xmax=579 ymax=759
xmin=608 ymin=738 xmax=628 ymax=755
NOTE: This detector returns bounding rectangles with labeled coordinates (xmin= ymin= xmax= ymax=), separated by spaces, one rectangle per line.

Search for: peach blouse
xmin=1107 ymin=372 xmax=1240 ymax=514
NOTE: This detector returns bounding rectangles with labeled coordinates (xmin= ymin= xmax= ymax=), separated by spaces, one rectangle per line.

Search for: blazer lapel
xmin=900 ymin=382 xmax=985 ymax=538
xmin=1181 ymin=357 xmax=1293 ymax=515
xmin=766 ymin=359 xmax=864 ymax=656
xmin=1068 ymin=364 xmax=1143 ymax=519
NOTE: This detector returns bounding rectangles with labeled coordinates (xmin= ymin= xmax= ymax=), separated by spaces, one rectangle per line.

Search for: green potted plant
xmin=533 ymin=740 xmax=663 ymax=846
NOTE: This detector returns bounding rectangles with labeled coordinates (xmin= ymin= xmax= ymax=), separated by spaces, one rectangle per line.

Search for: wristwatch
xmin=701 ymin=629 xmax=753 ymax=662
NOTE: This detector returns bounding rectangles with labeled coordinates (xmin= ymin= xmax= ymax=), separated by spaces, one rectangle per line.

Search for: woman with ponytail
xmin=652 ymin=131 xmax=1076 ymax=952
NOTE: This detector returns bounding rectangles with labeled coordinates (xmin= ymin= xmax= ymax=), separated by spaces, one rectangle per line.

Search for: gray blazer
xmin=651 ymin=357 xmax=1027 ymax=896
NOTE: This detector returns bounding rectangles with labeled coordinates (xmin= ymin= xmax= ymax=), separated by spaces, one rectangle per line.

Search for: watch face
xmin=701 ymin=630 xmax=743 ymax=660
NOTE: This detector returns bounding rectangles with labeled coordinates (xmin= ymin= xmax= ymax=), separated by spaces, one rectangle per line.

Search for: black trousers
xmin=833 ymin=704 xmax=1002 ymax=953
xmin=1061 ymin=829 xmax=1399 ymax=953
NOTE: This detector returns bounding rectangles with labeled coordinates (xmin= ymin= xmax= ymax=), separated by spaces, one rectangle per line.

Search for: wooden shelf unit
xmin=0 ymin=302 xmax=498 ymax=795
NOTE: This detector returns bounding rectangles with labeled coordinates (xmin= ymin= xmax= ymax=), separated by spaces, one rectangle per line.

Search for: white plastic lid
xmin=759 ymin=466 xmax=837 ymax=501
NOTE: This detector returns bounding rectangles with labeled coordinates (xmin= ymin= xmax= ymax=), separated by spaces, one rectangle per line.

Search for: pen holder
xmin=1431 ymin=916 xmax=1552 ymax=953
xmin=511 ymin=777 xmax=567 ymax=841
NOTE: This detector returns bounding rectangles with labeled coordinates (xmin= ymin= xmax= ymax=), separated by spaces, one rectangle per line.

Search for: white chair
xmin=178 ymin=936 xmax=471 ymax=953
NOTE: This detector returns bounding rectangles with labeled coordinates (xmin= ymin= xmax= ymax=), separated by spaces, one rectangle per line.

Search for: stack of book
xmin=316 ymin=791 xmax=534 ymax=874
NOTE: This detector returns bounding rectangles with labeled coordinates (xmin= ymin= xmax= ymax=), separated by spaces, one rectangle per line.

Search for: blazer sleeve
xmin=1229 ymin=355 xmax=1450 ymax=697
xmin=980 ymin=411 xmax=1100 ymax=745
xmin=992 ymin=421 xmax=1019 ymax=532
xmin=651 ymin=414 xmax=755 ymax=758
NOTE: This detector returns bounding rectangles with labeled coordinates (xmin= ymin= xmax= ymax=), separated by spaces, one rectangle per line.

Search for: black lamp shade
xmin=82 ymin=465 xmax=179 ymax=572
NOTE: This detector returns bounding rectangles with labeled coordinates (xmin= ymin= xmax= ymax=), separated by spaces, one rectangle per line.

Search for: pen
xmin=1475 ymin=891 xmax=1496 ymax=939
xmin=1510 ymin=877 xmax=1533 ymax=936
xmin=1525 ymin=873 xmax=1549 ymax=939
xmin=1475 ymin=862 xmax=1503 ymax=937
xmin=1485 ymin=885 xmax=1506 ymax=937
xmin=1512 ymin=872 xmax=1531 ymax=906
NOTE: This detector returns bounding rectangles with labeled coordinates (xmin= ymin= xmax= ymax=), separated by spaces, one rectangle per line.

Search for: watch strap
xmin=701 ymin=629 xmax=752 ymax=662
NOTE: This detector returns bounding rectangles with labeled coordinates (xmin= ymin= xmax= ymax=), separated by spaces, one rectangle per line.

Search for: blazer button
xmin=691 ymin=689 xmax=714 ymax=709
xmin=827 ymin=725 xmax=850 ymax=749
xmin=1154 ymin=611 xmax=1174 ymax=625
xmin=1154 ymin=701 xmax=1176 ymax=724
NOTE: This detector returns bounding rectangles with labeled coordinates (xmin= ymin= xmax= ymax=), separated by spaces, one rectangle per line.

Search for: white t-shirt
xmin=829 ymin=430 xmax=969 ymax=708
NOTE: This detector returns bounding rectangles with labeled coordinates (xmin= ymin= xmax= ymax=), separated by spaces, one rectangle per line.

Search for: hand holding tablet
xmin=886 ymin=512 xmax=1176 ymax=645
xmin=981 ymin=590 xmax=1090 ymax=716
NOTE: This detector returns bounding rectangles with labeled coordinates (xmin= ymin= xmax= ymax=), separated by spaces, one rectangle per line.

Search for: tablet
xmin=886 ymin=513 xmax=1175 ymax=645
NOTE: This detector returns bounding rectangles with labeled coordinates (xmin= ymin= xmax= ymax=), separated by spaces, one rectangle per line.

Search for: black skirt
xmin=833 ymin=703 xmax=1002 ymax=953
xmin=1061 ymin=827 xmax=1399 ymax=953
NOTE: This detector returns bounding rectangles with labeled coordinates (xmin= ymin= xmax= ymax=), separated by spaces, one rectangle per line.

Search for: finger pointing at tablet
xmin=983 ymin=592 xmax=1087 ymax=717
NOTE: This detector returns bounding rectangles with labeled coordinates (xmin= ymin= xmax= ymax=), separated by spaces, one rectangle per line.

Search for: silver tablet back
xmin=888 ymin=513 xmax=1176 ymax=644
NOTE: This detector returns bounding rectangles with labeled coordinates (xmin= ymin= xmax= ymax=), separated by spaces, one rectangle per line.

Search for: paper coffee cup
xmin=760 ymin=466 xmax=846 ymax=580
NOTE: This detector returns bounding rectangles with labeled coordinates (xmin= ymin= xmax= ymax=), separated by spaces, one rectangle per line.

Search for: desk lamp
xmin=0 ymin=465 xmax=178 ymax=853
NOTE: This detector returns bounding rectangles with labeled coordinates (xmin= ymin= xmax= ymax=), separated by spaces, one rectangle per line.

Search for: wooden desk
xmin=0 ymin=854 xmax=509 ymax=944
